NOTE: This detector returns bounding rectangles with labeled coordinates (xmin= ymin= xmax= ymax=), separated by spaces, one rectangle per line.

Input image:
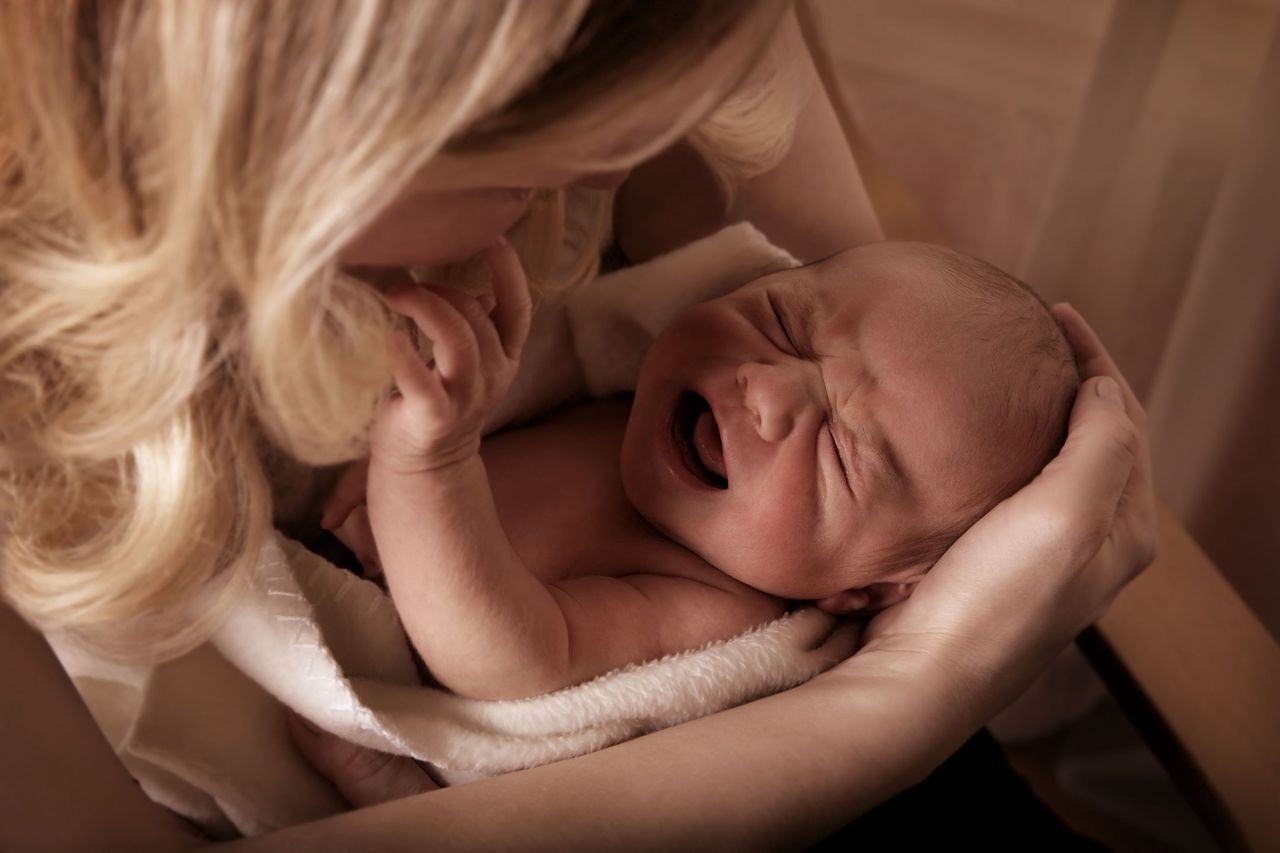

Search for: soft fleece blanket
xmin=49 ymin=225 xmax=858 ymax=837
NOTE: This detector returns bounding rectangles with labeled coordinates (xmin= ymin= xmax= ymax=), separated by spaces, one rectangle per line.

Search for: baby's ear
xmin=816 ymin=581 xmax=917 ymax=614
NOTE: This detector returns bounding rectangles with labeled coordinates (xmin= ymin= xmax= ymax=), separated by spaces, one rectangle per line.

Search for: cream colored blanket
xmin=49 ymin=225 xmax=858 ymax=837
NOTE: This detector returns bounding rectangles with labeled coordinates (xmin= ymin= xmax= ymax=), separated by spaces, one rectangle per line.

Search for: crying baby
xmin=326 ymin=241 xmax=1080 ymax=701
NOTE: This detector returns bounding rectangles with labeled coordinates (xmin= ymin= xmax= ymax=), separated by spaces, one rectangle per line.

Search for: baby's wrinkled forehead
xmin=798 ymin=242 xmax=1077 ymax=494
xmin=771 ymin=244 xmax=1030 ymax=340
xmin=768 ymin=272 xmax=828 ymax=330
xmin=752 ymin=258 xmax=869 ymax=328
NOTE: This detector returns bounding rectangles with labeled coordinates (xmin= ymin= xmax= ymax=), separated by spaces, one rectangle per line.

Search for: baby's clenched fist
xmin=369 ymin=237 xmax=531 ymax=473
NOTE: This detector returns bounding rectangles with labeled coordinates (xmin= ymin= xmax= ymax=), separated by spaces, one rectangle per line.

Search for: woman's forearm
xmin=0 ymin=593 xmax=974 ymax=853
xmin=0 ymin=601 xmax=204 ymax=852
xmin=246 ymin=352 xmax=1151 ymax=852
xmin=232 ymin=649 xmax=971 ymax=853
xmin=0 ymin=598 xmax=921 ymax=853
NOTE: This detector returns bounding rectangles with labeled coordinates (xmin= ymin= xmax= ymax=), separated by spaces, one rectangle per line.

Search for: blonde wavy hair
xmin=0 ymin=0 xmax=798 ymax=661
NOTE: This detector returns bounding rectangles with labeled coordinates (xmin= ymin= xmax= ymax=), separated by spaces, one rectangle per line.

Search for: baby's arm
xmin=367 ymin=242 xmax=779 ymax=700
xmin=367 ymin=240 xmax=564 ymax=700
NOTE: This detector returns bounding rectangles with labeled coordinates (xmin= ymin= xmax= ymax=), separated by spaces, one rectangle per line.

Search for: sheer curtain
xmin=809 ymin=0 xmax=1280 ymax=635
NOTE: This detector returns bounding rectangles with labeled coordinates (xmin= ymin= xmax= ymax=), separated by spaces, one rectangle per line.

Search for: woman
xmin=0 ymin=2 xmax=1153 ymax=849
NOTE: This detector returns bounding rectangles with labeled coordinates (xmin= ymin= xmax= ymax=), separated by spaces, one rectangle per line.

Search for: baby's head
xmin=620 ymin=242 xmax=1079 ymax=612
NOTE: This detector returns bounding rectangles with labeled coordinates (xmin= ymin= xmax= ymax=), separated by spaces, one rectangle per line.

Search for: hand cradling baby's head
xmin=620 ymin=242 xmax=1079 ymax=611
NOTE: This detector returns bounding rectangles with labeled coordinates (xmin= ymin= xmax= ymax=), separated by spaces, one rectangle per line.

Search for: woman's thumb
xmin=1093 ymin=376 xmax=1121 ymax=404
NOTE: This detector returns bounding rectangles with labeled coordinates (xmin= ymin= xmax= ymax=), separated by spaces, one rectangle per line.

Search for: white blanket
xmin=50 ymin=225 xmax=858 ymax=837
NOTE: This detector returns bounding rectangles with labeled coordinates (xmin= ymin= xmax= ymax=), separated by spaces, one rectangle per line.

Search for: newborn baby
xmin=331 ymin=241 xmax=1079 ymax=701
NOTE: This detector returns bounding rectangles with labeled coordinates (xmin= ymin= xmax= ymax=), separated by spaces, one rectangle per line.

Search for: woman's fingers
xmin=1051 ymin=303 xmax=1156 ymax=571
xmin=485 ymin=236 xmax=533 ymax=359
xmin=862 ymin=305 xmax=1158 ymax=695
xmin=285 ymin=711 xmax=437 ymax=807
xmin=864 ymin=377 xmax=1139 ymax=649
xmin=994 ymin=375 xmax=1136 ymax=548
xmin=1052 ymin=303 xmax=1146 ymax=428
xmin=1028 ymin=376 xmax=1137 ymax=562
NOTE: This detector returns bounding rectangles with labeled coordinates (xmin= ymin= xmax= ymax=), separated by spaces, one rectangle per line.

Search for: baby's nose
xmin=737 ymin=362 xmax=811 ymax=442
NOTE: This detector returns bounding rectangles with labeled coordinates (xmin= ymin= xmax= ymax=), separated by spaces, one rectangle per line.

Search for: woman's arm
xmin=248 ymin=308 xmax=1155 ymax=852
xmin=614 ymin=8 xmax=884 ymax=265
xmin=0 ymin=594 xmax=905 ymax=851
xmin=0 ymin=307 xmax=1150 ymax=852
xmin=250 ymin=327 xmax=1149 ymax=850
xmin=0 ymin=601 xmax=203 ymax=852
xmin=251 ymin=648 xmax=960 ymax=852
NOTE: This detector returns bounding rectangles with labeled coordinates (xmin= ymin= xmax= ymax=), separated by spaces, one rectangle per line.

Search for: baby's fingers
xmin=386 ymin=328 xmax=443 ymax=404
xmin=321 ymin=458 xmax=370 ymax=531
xmin=334 ymin=505 xmax=382 ymax=578
xmin=421 ymin=285 xmax=506 ymax=372
xmin=485 ymin=237 xmax=532 ymax=360
xmin=385 ymin=286 xmax=479 ymax=384
xmin=815 ymin=619 xmax=862 ymax=668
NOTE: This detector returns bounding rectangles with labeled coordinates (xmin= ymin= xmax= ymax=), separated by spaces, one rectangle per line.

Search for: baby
xmin=329 ymin=240 xmax=1079 ymax=701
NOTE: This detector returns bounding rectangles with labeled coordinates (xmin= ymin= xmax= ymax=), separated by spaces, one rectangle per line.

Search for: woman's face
xmin=339 ymin=21 xmax=770 ymax=269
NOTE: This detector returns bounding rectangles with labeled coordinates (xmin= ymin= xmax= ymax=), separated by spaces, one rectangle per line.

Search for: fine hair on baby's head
xmin=867 ymin=244 xmax=1081 ymax=577
xmin=623 ymin=240 xmax=1081 ymax=610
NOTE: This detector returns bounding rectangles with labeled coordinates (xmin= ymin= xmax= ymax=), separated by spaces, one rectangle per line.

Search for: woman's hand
xmin=857 ymin=304 xmax=1156 ymax=703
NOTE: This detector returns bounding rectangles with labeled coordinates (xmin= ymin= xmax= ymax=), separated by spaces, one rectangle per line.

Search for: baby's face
xmin=620 ymin=243 xmax=1028 ymax=604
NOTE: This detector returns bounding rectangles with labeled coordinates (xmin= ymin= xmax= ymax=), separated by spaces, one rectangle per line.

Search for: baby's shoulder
xmin=604 ymin=567 xmax=789 ymax=655
xmin=485 ymin=397 xmax=628 ymax=460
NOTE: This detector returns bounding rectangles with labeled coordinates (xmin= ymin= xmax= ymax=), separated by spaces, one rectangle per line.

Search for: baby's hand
xmin=370 ymin=238 xmax=531 ymax=473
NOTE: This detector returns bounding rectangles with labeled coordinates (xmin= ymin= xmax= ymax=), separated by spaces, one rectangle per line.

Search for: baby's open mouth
xmin=673 ymin=391 xmax=728 ymax=489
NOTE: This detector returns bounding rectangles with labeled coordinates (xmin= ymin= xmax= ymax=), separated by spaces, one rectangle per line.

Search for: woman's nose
xmin=736 ymin=362 xmax=812 ymax=442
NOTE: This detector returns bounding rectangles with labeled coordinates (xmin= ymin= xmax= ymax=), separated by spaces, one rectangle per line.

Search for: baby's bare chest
xmin=481 ymin=400 xmax=716 ymax=585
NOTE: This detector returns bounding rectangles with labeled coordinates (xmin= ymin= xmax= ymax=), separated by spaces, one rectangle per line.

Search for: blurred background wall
xmin=806 ymin=0 xmax=1279 ymax=637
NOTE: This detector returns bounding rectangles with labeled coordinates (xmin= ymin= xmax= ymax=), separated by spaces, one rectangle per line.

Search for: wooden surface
xmin=1084 ymin=503 xmax=1280 ymax=853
